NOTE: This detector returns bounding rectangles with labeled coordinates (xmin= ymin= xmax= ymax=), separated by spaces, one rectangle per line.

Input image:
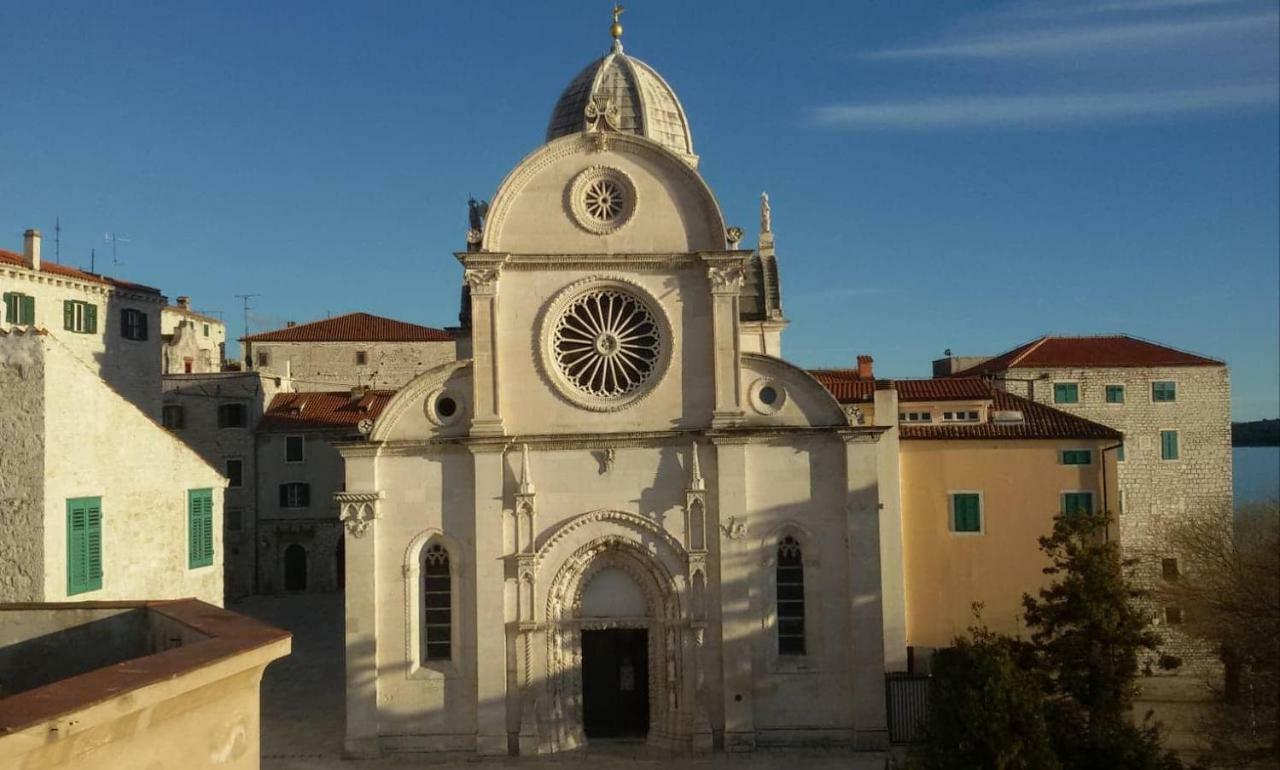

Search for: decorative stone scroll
xmin=720 ymin=516 xmax=747 ymax=540
xmin=336 ymin=491 xmax=385 ymax=538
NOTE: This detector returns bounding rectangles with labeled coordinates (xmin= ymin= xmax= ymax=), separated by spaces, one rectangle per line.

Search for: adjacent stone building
xmin=241 ymin=312 xmax=456 ymax=391
xmin=2 ymin=229 xmax=164 ymax=417
xmin=161 ymin=295 xmax=226 ymax=374
xmin=0 ymin=328 xmax=225 ymax=605
xmin=938 ymin=335 xmax=1233 ymax=671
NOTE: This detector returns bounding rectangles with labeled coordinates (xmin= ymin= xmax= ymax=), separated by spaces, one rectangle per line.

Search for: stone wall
xmin=250 ymin=339 xmax=457 ymax=391
xmin=255 ymin=431 xmax=346 ymax=594
xmin=0 ymin=331 xmax=47 ymax=602
xmin=1003 ymin=364 xmax=1232 ymax=673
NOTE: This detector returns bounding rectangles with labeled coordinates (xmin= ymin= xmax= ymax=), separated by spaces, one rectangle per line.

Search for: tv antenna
xmin=234 ymin=293 xmax=261 ymax=363
xmin=104 ymin=232 xmax=131 ymax=267
xmin=54 ymin=217 xmax=62 ymax=262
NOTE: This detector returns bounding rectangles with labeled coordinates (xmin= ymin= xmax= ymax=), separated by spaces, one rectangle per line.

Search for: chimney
xmin=22 ymin=229 xmax=41 ymax=271
xmin=857 ymin=354 xmax=874 ymax=380
xmin=176 ymin=295 xmax=191 ymax=309
xmin=286 ymin=321 xmax=296 ymax=328
xmin=350 ymin=384 xmax=368 ymax=401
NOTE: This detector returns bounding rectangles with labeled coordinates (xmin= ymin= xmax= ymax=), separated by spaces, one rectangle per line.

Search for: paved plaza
xmin=234 ymin=593 xmax=894 ymax=770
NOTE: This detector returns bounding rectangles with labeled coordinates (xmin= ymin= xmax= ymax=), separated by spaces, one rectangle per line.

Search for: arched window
xmin=422 ymin=543 xmax=452 ymax=661
xmin=776 ymin=536 xmax=805 ymax=655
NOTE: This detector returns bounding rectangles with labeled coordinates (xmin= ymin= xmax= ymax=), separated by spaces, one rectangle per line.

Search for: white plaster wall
xmin=493 ymin=267 xmax=715 ymax=435
xmin=0 ymin=332 xmax=46 ymax=601
xmin=251 ymin=340 xmax=457 ymax=391
xmin=162 ymin=317 xmax=223 ymax=373
xmin=40 ymin=337 xmax=225 ymax=604
xmin=0 ymin=265 xmax=163 ymax=417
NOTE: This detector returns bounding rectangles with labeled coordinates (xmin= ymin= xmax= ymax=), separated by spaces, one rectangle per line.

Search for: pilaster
xmin=471 ymin=445 xmax=509 ymax=754
xmin=872 ymin=385 xmax=907 ymax=672
xmin=337 ymin=489 xmax=385 ymax=759
xmin=713 ymin=438 xmax=754 ymax=751
xmin=463 ymin=262 xmax=505 ymax=436
xmin=707 ymin=261 xmax=746 ymax=428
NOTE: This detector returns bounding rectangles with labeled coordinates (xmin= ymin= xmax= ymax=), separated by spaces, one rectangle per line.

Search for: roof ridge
xmin=1004 ymin=335 xmax=1050 ymax=369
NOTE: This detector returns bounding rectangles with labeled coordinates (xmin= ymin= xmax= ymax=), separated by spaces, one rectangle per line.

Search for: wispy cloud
xmin=813 ymin=82 xmax=1278 ymax=130
xmin=867 ymin=11 xmax=1276 ymax=59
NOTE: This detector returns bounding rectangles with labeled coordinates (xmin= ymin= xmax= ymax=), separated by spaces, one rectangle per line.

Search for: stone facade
xmin=162 ymin=372 xmax=283 ymax=599
xmin=161 ymin=296 xmax=226 ymax=374
xmin=1 ymin=329 xmax=225 ymax=605
xmin=1001 ymin=363 xmax=1232 ymax=672
xmin=2 ymin=233 xmax=164 ymax=417
xmin=247 ymin=338 xmax=457 ymax=392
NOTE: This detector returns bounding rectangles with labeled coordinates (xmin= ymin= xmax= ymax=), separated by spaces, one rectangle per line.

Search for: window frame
xmin=1061 ymin=490 xmax=1095 ymax=515
xmin=3 ymin=291 xmax=36 ymax=324
xmin=1060 ymin=449 xmax=1093 ymax=466
xmin=775 ymin=535 xmax=807 ymax=656
xmin=279 ymin=482 xmax=311 ymax=509
xmin=217 ymin=402 xmax=247 ymax=429
xmin=120 ymin=307 xmax=148 ymax=341
xmin=63 ymin=299 xmax=97 ymax=334
xmin=256 ymin=349 xmax=270 ymax=368
xmin=1160 ymin=429 xmax=1180 ymax=461
xmin=355 ymin=350 xmax=368 ymax=366
xmin=1105 ymin=384 xmax=1125 ymax=404
xmin=404 ymin=531 xmax=463 ymax=679
xmin=948 ymin=491 xmax=984 ymax=535
xmin=162 ymin=403 xmax=185 ymax=430
xmin=224 ymin=458 xmax=244 ymax=488
xmin=187 ymin=488 xmax=214 ymax=569
xmin=284 ymin=435 xmax=306 ymax=464
xmin=1151 ymin=380 xmax=1177 ymax=403
xmin=421 ymin=543 xmax=453 ymax=662
xmin=1052 ymin=381 xmax=1080 ymax=404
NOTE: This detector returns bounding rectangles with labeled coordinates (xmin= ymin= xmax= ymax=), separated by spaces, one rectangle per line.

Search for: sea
xmin=1233 ymin=446 xmax=1280 ymax=506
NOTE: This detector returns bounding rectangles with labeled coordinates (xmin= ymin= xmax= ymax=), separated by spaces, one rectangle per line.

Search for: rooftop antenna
xmin=104 ymin=232 xmax=131 ymax=267
xmin=234 ymin=293 xmax=261 ymax=364
xmin=54 ymin=217 xmax=61 ymax=262
xmin=89 ymin=247 xmax=96 ymax=273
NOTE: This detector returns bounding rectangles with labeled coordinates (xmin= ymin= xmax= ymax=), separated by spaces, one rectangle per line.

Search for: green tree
xmin=908 ymin=620 xmax=1059 ymax=770
xmin=1022 ymin=508 xmax=1184 ymax=770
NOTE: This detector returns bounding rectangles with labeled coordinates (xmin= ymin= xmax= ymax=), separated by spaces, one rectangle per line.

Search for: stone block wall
xmin=250 ymin=339 xmax=457 ymax=391
xmin=254 ymin=431 xmax=346 ymax=593
xmin=0 ymin=331 xmax=47 ymax=602
xmin=1003 ymin=364 xmax=1232 ymax=673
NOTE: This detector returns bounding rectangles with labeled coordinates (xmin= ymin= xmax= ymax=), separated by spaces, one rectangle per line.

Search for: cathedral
xmin=336 ymin=19 xmax=901 ymax=756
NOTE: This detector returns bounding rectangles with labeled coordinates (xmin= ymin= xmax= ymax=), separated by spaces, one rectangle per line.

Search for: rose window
xmin=583 ymin=179 xmax=624 ymax=222
xmin=552 ymin=289 xmax=661 ymax=399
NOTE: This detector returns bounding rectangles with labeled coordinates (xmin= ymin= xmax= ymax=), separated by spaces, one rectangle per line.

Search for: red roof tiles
xmin=242 ymin=312 xmax=453 ymax=343
xmin=0 ymin=249 xmax=161 ymax=294
xmin=259 ymin=390 xmax=394 ymax=432
xmin=951 ymin=335 xmax=1222 ymax=375
xmin=809 ymin=371 xmax=992 ymax=403
xmin=899 ymin=390 xmax=1122 ymax=441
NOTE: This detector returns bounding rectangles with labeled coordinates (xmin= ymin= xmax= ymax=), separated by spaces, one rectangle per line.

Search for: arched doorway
xmin=580 ymin=567 xmax=650 ymax=738
xmin=284 ymin=543 xmax=308 ymax=591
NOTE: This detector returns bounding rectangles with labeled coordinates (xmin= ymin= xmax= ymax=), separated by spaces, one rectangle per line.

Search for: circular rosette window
xmin=568 ymin=166 xmax=637 ymax=235
xmin=543 ymin=279 xmax=671 ymax=411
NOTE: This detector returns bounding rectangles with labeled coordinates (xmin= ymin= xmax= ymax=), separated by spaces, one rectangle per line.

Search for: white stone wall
xmin=0 ymin=332 xmax=47 ymax=601
xmin=1003 ymin=364 xmax=1232 ymax=671
xmin=1 ymin=264 xmax=163 ymax=416
xmin=255 ymin=431 xmax=346 ymax=593
xmin=249 ymin=340 xmax=457 ymax=392
xmin=162 ymin=313 xmax=225 ymax=374
xmin=39 ymin=337 xmax=226 ymax=604
xmin=162 ymin=372 xmax=280 ymax=599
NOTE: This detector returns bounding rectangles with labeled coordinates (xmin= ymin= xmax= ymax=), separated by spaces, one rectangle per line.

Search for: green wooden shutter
xmin=63 ymin=300 xmax=75 ymax=330
xmin=85 ymin=303 xmax=97 ymax=333
xmin=189 ymin=489 xmax=214 ymax=568
xmin=67 ymin=497 xmax=102 ymax=595
xmin=1063 ymin=492 xmax=1093 ymax=515
xmin=2 ymin=292 xmax=12 ymax=322
xmin=139 ymin=311 xmax=148 ymax=340
xmin=86 ymin=501 xmax=103 ymax=590
xmin=20 ymin=294 xmax=34 ymax=324
xmin=1161 ymin=431 xmax=1179 ymax=460
xmin=953 ymin=494 xmax=981 ymax=532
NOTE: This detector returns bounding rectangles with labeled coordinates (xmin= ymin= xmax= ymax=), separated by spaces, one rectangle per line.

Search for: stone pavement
xmin=232 ymin=593 xmax=895 ymax=770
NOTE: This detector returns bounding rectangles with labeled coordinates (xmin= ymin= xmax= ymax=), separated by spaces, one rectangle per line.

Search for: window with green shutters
xmin=120 ymin=308 xmax=148 ymax=340
xmin=67 ymin=497 xmax=103 ymax=595
xmin=1062 ymin=492 xmax=1094 ymax=515
xmin=1161 ymin=430 xmax=1179 ymax=460
xmin=951 ymin=493 xmax=982 ymax=533
xmin=1152 ymin=381 xmax=1176 ymax=402
xmin=1105 ymin=385 xmax=1125 ymax=403
xmin=3 ymin=291 xmax=35 ymax=324
xmin=1053 ymin=382 xmax=1079 ymax=404
xmin=1061 ymin=449 xmax=1092 ymax=465
xmin=1117 ymin=443 xmax=1126 ymax=462
xmin=188 ymin=488 xmax=214 ymax=568
xmin=62 ymin=300 xmax=97 ymax=333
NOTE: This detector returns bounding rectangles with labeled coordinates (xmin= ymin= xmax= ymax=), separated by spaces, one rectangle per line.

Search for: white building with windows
xmin=334 ymin=27 xmax=900 ymax=757
xmin=161 ymin=295 xmax=226 ymax=374
xmin=2 ymin=229 xmax=165 ymax=416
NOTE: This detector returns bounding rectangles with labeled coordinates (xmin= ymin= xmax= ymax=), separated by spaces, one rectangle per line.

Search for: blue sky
xmin=2 ymin=0 xmax=1276 ymax=419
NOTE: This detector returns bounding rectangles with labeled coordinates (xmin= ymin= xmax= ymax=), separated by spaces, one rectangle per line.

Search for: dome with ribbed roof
xmin=547 ymin=41 xmax=697 ymax=166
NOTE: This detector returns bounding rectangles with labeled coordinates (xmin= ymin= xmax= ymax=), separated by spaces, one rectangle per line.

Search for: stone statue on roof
xmin=760 ymin=192 xmax=772 ymax=234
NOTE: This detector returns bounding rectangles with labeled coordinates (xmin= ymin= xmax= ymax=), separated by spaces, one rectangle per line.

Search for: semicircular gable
xmin=740 ymin=352 xmax=849 ymax=427
xmin=371 ymin=359 xmax=473 ymax=442
xmin=481 ymin=133 xmax=727 ymax=254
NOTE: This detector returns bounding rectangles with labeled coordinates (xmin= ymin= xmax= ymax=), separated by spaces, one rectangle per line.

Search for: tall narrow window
xmin=67 ymin=497 xmax=103 ymax=595
xmin=188 ymin=488 xmax=214 ymax=568
xmin=1161 ymin=430 xmax=1180 ymax=460
xmin=3 ymin=291 xmax=35 ymax=324
xmin=121 ymin=308 xmax=148 ymax=340
xmin=422 ymin=544 xmax=452 ymax=661
xmin=776 ymin=536 xmax=805 ymax=655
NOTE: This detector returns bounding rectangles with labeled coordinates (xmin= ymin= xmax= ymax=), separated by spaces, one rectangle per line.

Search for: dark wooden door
xmin=581 ymin=629 xmax=649 ymax=738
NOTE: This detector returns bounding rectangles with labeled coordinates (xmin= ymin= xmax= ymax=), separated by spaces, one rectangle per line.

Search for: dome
xmin=547 ymin=41 xmax=697 ymax=166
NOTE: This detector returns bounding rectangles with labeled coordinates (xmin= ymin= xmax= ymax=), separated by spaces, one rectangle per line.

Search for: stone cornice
xmin=334 ymin=490 xmax=386 ymax=505
xmin=1 ymin=265 xmax=165 ymax=304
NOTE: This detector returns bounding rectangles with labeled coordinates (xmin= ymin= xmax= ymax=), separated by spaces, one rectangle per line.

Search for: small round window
xmin=436 ymin=396 xmax=457 ymax=419
xmin=759 ymin=385 xmax=779 ymax=406
xmin=425 ymin=388 xmax=464 ymax=427
xmin=568 ymin=166 xmax=637 ymax=235
xmin=749 ymin=379 xmax=787 ymax=415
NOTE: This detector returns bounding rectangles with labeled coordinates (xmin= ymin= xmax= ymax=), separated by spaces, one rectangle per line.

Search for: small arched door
xmin=284 ymin=544 xmax=308 ymax=591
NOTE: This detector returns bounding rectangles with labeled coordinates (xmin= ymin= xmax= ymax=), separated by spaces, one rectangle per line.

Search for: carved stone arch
xmin=758 ymin=520 xmax=824 ymax=673
xmin=402 ymin=528 xmax=465 ymax=677
xmin=370 ymin=359 xmax=473 ymax=442
xmin=536 ymin=508 xmax=687 ymax=571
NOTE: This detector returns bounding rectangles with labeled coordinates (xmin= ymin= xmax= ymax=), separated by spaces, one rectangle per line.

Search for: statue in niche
xmin=760 ymin=192 xmax=772 ymax=234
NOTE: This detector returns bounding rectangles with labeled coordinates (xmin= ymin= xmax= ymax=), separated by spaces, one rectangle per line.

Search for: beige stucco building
xmin=938 ymin=335 xmax=1232 ymax=671
xmin=1 ymin=328 xmax=225 ymax=605
xmin=334 ymin=32 xmax=898 ymax=757
xmin=161 ymin=295 xmax=226 ymax=374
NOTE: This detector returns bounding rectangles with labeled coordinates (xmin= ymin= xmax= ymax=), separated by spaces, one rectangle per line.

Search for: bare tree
xmin=1162 ymin=500 xmax=1279 ymax=767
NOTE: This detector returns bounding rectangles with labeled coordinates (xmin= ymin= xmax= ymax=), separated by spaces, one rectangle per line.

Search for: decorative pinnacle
xmin=689 ymin=442 xmax=705 ymax=491
xmin=610 ymin=3 xmax=624 ymax=52
xmin=519 ymin=443 xmax=535 ymax=495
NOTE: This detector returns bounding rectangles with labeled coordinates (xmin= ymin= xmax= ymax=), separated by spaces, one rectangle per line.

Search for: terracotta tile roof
xmin=808 ymin=369 xmax=880 ymax=403
xmin=259 ymin=390 xmax=394 ymax=432
xmin=900 ymin=390 xmax=1121 ymax=441
xmin=951 ymin=335 xmax=1222 ymax=375
xmin=809 ymin=371 xmax=991 ymax=403
xmin=242 ymin=312 xmax=453 ymax=343
xmin=0 ymin=248 xmax=161 ymax=294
